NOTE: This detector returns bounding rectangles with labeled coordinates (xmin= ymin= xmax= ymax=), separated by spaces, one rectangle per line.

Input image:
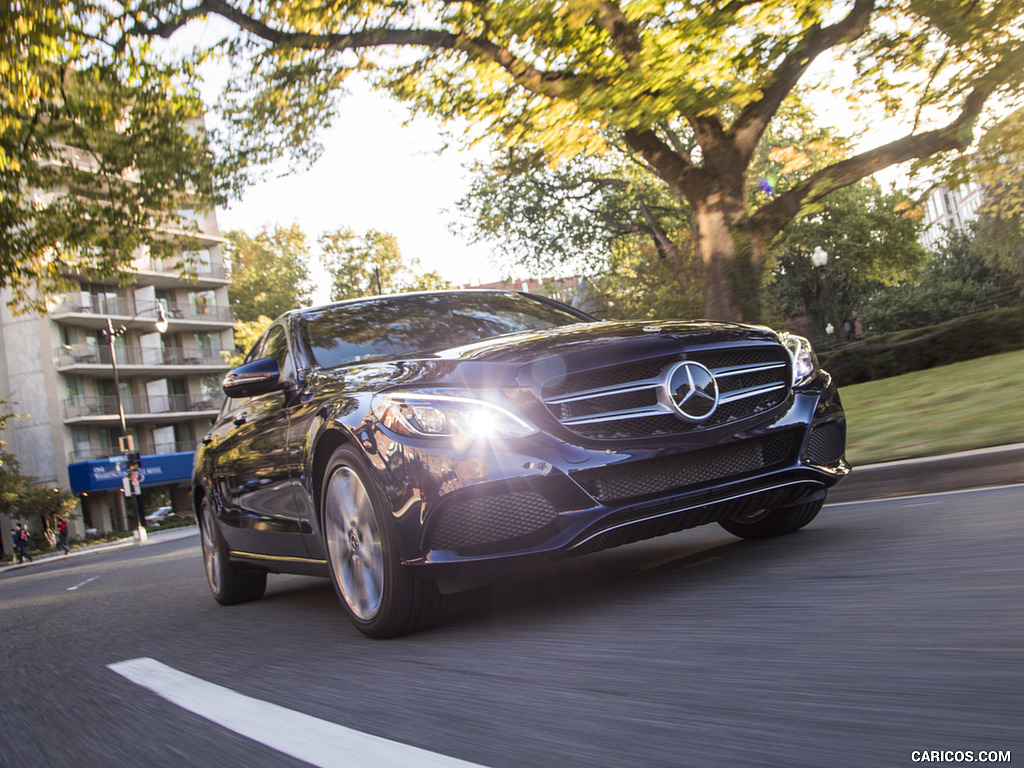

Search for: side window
xmin=261 ymin=324 xmax=294 ymax=382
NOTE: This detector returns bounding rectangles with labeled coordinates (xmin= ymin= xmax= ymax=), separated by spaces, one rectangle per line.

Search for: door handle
xmin=202 ymin=435 xmax=213 ymax=445
xmin=233 ymin=413 xmax=248 ymax=426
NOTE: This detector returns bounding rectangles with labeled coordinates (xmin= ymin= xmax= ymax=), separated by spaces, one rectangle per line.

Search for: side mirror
xmin=223 ymin=357 xmax=281 ymax=398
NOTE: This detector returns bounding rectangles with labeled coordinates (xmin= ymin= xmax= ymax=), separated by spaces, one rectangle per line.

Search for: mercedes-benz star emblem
xmin=662 ymin=361 xmax=719 ymax=422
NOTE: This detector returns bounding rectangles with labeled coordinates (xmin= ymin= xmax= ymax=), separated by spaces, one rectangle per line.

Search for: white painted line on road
xmin=108 ymin=657 xmax=487 ymax=768
xmin=68 ymin=576 xmax=99 ymax=591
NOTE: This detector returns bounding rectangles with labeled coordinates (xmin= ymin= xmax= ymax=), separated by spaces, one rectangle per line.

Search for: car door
xmin=207 ymin=324 xmax=310 ymax=558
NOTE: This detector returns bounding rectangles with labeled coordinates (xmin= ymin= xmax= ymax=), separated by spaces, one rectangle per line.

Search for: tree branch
xmin=624 ymin=127 xmax=701 ymax=199
xmin=750 ymin=96 xmax=989 ymax=240
xmin=637 ymin=200 xmax=680 ymax=260
xmin=593 ymin=1 xmax=642 ymax=66
xmin=751 ymin=41 xmax=1024 ymax=242
xmin=117 ymin=0 xmax=583 ymax=98
xmin=730 ymin=0 xmax=875 ymax=158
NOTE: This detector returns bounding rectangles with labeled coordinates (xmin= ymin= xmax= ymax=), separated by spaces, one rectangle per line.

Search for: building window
xmin=189 ymin=290 xmax=216 ymax=316
xmin=183 ymin=249 xmax=213 ymax=274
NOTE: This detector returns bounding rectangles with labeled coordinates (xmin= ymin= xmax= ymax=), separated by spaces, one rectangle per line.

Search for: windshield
xmin=299 ymin=292 xmax=590 ymax=369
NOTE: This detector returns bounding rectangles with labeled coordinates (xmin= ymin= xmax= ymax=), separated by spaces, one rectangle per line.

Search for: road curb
xmin=1 ymin=525 xmax=198 ymax=573
xmin=828 ymin=443 xmax=1024 ymax=504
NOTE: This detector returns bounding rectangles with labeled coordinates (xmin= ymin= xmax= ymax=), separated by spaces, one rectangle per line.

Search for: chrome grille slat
xmin=544 ymin=378 xmax=662 ymax=406
xmin=561 ymin=405 xmax=670 ymax=426
xmin=711 ymin=362 xmax=787 ymax=378
xmin=541 ymin=344 xmax=792 ymax=440
xmin=719 ymin=382 xmax=787 ymax=404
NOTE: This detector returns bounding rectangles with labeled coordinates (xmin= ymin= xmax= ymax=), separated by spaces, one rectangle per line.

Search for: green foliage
xmin=457 ymin=146 xmax=691 ymax=279
xmin=765 ymin=182 xmax=926 ymax=341
xmin=971 ymin=212 xmax=1024 ymax=297
xmin=861 ymin=227 xmax=1017 ymax=334
xmin=229 ymin=316 xmax=274 ymax=366
xmin=13 ymin=485 xmax=78 ymax=547
xmin=320 ymin=228 xmax=452 ymax=301
xmin=117 ymin=0 xmax=1024 ymax=320
xmin=0 ymin=399 xmax=26 ymax=519
xmin=226 ymin=224 xmax=314 ymax=323
xmin=460 ymin=96 xmax=847 ymax=319
xmin=820 ymin=306 xmax=1024 ymax=386
xmin=592 ymin=236 xmax=703 ymax=321
xmin=1 ymin=0 xmax=222 ymax=312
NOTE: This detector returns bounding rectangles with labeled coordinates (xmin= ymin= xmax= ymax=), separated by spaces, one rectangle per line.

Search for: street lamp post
xmin=810 ymin=246 xmax=833 ymax=346
xmin=102 ymin=304 xmax=168 ymax=544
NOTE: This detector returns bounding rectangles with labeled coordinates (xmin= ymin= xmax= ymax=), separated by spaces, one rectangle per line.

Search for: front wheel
xmin=321 ymin=445 xmax=442 ymax=638
xmin=200 ymin=497 xmax=267 ymax=605
xmin=718 ymin=497 xmax=824 ymax=540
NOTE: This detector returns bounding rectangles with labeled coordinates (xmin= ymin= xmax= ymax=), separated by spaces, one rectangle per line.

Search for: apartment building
xmin=920 ymin=181 xmax=986 ymax=251
xmin=0 ymin=205 xmax=232 ymax=537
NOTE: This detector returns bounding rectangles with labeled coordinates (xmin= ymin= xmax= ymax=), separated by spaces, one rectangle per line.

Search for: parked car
xmin=193 ymin=290 xmax=849 ymax=637
xmin=144 ymin=506 xmax=176 ymax=526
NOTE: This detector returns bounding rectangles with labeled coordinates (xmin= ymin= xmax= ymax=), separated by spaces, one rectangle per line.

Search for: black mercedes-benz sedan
xmin=193 ymin=290 xmax=849 ymax=637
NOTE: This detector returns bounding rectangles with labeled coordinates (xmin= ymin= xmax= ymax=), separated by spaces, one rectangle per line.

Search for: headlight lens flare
xmin=373 ymin=393 xmax=538 ymax=439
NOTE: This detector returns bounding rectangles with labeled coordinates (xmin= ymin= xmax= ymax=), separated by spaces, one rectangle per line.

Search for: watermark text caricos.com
xmin=911 ymin=751 xmax=1012 ymax=763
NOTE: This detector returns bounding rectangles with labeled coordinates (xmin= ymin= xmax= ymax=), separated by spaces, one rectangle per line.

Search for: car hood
xmin=437 ymin=320 xmax=780 ymax=364
xmin=310 ymin=319 xmax=783 ymax=394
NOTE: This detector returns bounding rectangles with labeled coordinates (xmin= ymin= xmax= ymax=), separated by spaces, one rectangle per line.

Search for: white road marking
xmin=108 ymin=657 xmax=487 ymax=768
xmin=67 ymin=576 xmax=99 ymax=591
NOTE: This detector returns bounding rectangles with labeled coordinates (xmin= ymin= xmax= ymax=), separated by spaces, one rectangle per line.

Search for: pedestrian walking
xmin=57 ymin=519 xmax=70 ymax=555
xmin=11 ymin=524 xmax=32 ymax=564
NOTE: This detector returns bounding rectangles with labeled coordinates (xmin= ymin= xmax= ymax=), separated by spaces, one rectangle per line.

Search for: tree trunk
xmin=692 ymin=200 xmax=765 ymax=323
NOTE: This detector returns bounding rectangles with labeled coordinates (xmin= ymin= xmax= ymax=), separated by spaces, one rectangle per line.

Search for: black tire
xmin=718 ymin=497 xmax=824 ymax=540
xmin=321 ymin=445 xmax=442 ymax=638
xmin=199 ymin=496 xmax=267 ymax=605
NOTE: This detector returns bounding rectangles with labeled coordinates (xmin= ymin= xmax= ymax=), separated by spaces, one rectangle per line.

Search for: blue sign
xmin=68 ymin=451 xmax=195 ymax=494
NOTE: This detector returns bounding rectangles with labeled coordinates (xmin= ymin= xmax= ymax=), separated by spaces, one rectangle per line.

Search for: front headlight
xmin=371 ymin=391 xmax=538 ymax=440
xmin=781 ymin=333 xmax=819 ymax=387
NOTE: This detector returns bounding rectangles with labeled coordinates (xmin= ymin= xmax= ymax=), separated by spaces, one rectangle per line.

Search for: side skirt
xmin=229 ymin=551 xmax=331 ymax=578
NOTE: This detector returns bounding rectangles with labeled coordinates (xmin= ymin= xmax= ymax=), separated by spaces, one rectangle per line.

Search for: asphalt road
xmin=1 ymin=485 xmax=1021 ymax=768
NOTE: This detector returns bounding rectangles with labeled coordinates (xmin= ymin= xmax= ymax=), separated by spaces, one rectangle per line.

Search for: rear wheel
xmin=321 ymin=445 xmax=442 ymax=638
xmin=718 ymin=497 xmax=824 ymax=540
xmin=200 ymin=497 xmax=267 ymax=605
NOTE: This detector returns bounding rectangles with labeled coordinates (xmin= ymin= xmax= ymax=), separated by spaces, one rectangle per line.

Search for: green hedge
xmin=819 ymin=305 xmax=1024 ymax=386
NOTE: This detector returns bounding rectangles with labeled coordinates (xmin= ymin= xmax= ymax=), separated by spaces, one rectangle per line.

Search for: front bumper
xmin=372 ymin=379 xmax=849 ymax=571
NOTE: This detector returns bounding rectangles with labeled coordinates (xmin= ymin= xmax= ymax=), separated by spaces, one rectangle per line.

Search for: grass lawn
xmin=838 ymin=348 xmax=1024 ymax=466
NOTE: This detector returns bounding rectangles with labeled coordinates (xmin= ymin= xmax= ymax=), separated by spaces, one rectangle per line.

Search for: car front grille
xmin=571 ymin=432 xmax=799 ymax=503
xmin=541 ymin=344 xmax=792 ymax=440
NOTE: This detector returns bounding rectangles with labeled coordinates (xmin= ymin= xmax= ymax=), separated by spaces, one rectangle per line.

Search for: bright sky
xmin=182 ymin=19 xmax=500 ymax=305
xmin=208 ymin=76 xmax=500 ymax=304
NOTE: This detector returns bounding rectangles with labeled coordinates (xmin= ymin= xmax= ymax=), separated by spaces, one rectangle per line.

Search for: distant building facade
xmin=0 ymin=145 xmax=231 ymax=540
xmin=920 ymin=181 xmax=986 ymax=251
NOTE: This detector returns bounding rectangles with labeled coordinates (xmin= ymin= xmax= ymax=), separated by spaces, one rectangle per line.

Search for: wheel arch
xmin=310 ymin=425 xmax=363 ymax=528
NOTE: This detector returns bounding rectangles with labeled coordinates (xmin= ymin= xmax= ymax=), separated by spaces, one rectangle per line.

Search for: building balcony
xmin=133 ymin=257 xmax=230 ymax=289
xmin=50 ymin=296 xmax=235 ymax=330
xmin=55 ymin=343 xmax=230 ymax=373
xmin=63 ymin=392 xmax=224 ymax=424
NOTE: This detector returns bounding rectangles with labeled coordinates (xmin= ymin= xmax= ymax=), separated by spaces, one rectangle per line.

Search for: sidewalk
xmin=1 ymin=524 xmax=199 ymax=573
